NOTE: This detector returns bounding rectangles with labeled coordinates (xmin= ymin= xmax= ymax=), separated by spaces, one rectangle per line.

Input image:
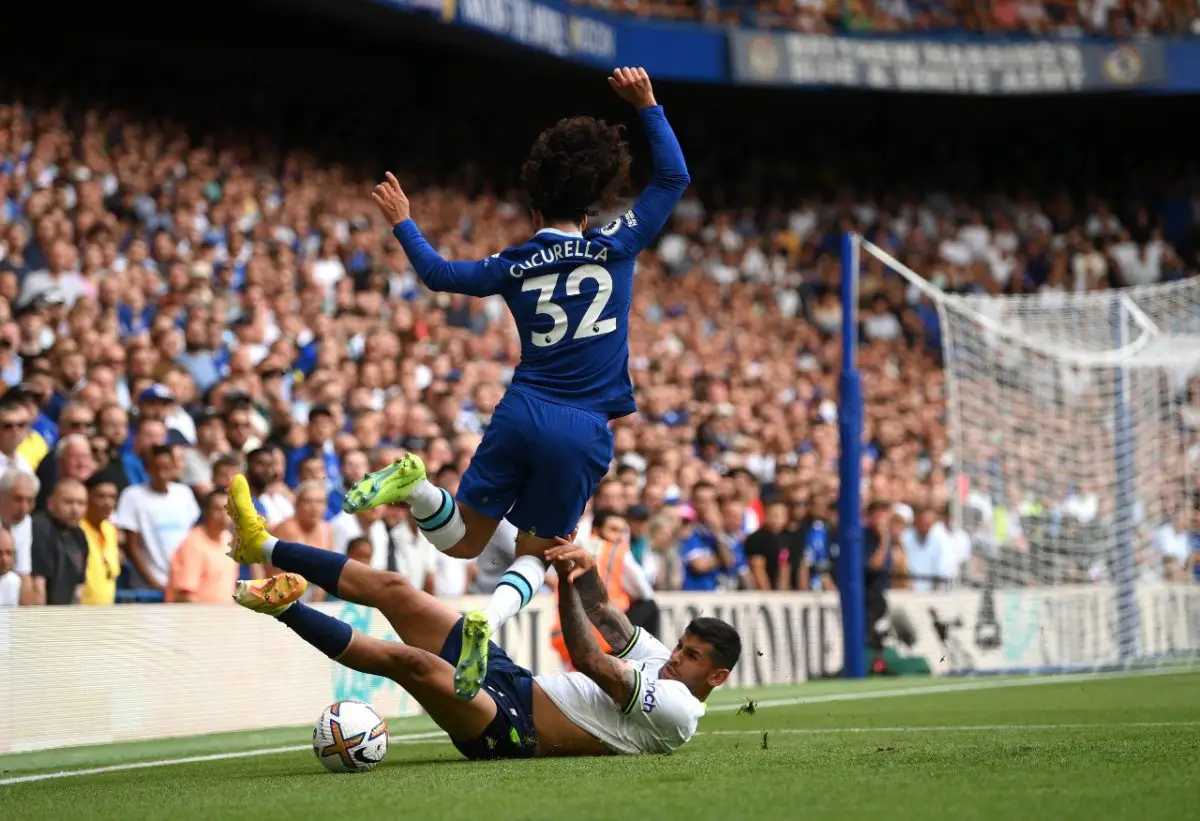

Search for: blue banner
xmin=730 ymin=31 xmax=1169 ymax=94
xmin=373 ymin=0 xmax=1200 ymax=94
xmin=447 ymin=0 xmax=726 ymax=81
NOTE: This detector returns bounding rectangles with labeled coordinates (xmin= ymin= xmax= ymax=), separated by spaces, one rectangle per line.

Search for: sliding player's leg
xmin=233 ymin=576 xmax=498 ymax=743
xmin=455 ymin=395 xmax=614 ymax=699
xmin=227 ymin=474 xmax=456 ymax=654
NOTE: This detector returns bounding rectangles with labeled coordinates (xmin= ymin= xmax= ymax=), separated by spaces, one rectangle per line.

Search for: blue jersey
xmin=803 ymin=521 xmax=833 ymax=591
xmin=392 ymin=105 xmax=689 ymax=419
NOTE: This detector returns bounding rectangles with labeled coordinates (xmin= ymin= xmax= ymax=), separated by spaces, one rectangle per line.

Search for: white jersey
xmin=535 ymin=627 xmax=706 ymax=755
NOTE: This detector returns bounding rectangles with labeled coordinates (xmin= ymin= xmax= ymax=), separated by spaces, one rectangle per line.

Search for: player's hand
xmin=608 ymin=67 xmax=656 ymax=109
xmin=545 ymin=536 xmax=596 ymax=583
xmin=372 ymin=172 xmax=411 ymax=226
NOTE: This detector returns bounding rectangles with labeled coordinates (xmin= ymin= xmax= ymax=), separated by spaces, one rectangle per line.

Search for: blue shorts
xmin=439 ymin=617 xmax=538 ymax=760
xmin=457 ymin=387 xmax=613 ymax=538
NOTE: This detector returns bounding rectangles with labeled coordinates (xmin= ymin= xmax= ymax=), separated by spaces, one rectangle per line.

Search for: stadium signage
xmin=456 ymin=0 xmax=617 ymax=63
xmin=883 ymin=584 xmax=1200 ymax=673
xmin=729 ymin=32 xmax=1168 ymax=94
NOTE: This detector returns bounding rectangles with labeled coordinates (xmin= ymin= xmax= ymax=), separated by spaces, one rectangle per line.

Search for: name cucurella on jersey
xmin=504 ymin=240 xmax=610 ymax=278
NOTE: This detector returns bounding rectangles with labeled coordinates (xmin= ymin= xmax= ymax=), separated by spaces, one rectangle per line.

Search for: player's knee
xmin=366 ymin=571 xmax=417 ymax=607
xmin=384 ymin=643 xmax=437 ymax=683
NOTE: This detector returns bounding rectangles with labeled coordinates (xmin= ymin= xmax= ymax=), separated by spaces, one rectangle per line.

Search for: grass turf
xmin=2 ymin=671 xmax=1198 ymax=821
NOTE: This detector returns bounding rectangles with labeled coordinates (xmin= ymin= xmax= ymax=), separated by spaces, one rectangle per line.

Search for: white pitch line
xmin=706 ymin=665 xmax=1192 ymax=713
xmin=0 ymin=731 xmax=446 ymax=786
xmin=703 ymin=720 xmax=1200 ymax=736
xmin=1 ymin=667 xmax=1193 ymax=786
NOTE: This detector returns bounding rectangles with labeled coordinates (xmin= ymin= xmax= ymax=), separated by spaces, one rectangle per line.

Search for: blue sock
xmin=277 ymin=603 xmax=353 ymax=659
xmin=270 ymin=540 xmax=349 ymax=596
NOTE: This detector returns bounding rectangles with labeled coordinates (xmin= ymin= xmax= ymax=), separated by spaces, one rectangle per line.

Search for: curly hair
xmin=520 ymin=116 xmax=631 ymax=224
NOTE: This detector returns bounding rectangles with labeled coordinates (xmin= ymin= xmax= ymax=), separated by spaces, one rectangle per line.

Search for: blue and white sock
xmin=483 ymin=554 xmax=546 ymax=634
xmin=265 ymin=539 xmax=349 ymax=596
xmin=409 ymin=482 xmax=466 ymax=553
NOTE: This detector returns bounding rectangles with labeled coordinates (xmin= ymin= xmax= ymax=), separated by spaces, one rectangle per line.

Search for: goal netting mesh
xmin=858 ymin=238 xmax=1200 ymax=671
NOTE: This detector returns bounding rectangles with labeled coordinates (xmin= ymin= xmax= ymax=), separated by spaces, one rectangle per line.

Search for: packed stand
xmin=567 ymin=0 xmax=1200 ymax=36
xmin=0 ymin=92 xmax=1197 ymax=610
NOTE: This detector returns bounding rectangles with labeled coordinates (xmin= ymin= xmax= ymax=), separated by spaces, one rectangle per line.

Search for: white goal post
xmin=851 ymin=235 xmax=1200 ymax=671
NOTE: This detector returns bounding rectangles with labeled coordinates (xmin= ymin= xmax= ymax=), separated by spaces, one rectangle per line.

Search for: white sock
xmin=413 ymin=485 xmax=466 ymax=552
xmin=261 ymin=536 xmax=279 ymax=563
xmin=407 ymin=479 xmax=445 ymax=519
xmin=484 ymin=554 xmax=547 ymax=634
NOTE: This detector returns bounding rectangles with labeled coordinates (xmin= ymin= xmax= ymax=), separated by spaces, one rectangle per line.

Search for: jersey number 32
xmin=522 ymin=265 xmax=617 ymax=348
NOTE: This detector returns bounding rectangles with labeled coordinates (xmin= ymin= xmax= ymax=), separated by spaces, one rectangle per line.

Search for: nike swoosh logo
xmin=352 ymin=748 xmax=379 ymax=766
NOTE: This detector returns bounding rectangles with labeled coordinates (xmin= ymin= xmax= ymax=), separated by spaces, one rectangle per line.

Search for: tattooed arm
xmin=545 ymin=541 xmax=636 ymax=652
xmin=557 ymin=571 xmax=640 ymax=711
xmin=574 ymin=568 xmax=636 ymax=652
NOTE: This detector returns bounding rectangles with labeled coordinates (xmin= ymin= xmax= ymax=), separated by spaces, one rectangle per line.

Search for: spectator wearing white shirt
xmin=862 ymin=295 xmax=903 ymax=343
xmin=381 ymin=506 xmax=438 ymax=594
xmin=0 ymin=401 xmax=32 ymax=474
xmin=1085 ymin=200 xmax=1122 ymax=239
xmin=246 ymin=447 xmax=294 ymax=528
xmin=945 ymin=516 xmax=974 ymax=584
xmin=1071 ymin=238 xmax=1108 ymax=292
xmin=0 ymin=525 xmax=23 ymax=606
xmin=113 ymin=446 xmax=201 ymax=592
xmin=958 ymin=210 xmax=991 ymax=259
xmin=1109 ymin=229 xmax=1164 ymax=287
xmin=1152 ymin=510 xmax=1192 ymax=582
xmin=18 ymin=241 xmax=87 ymax=308
xmin=332 ymin=506 xmax=389 ymax=566
xmin=1060 ymin=483 xmax=1100 ymax=525
xmin=900 ymin=507 xmax=956 ymax=592
xmin=0 ymin=469 xmax=36 ymax=578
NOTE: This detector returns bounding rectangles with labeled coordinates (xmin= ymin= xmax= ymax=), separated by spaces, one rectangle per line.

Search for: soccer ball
xmin=312 ymin=701 xmax=389 ymax=773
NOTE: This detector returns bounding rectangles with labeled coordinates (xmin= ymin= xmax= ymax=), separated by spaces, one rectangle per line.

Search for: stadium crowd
xmin=0 ymin=86 xmax=1197 ymax=609
xmin=568 ymin=0 xmax=1200 ymax=36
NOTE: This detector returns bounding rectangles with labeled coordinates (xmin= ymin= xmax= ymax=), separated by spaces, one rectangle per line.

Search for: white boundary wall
xmin=1 ymin=585 xmax=1196 ymax=754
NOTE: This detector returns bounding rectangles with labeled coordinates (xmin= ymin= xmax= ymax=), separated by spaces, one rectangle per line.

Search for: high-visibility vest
xmin=597 ymin=538 xmax=630 ymax=612
xmin=550 ymin=538 xmax=631 ymax=668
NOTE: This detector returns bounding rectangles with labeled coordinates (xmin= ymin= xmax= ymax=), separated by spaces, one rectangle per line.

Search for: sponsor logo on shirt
xmin=642 ymin=681 xmax=658 ymax=714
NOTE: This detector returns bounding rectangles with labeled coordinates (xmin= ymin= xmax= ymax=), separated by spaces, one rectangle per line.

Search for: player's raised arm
xmin=554 ymin=554 xmax=641 ymax=713
xmin=546 ymin=539 xmax=636 ymax=653
xmin=372 ymin=172 xmax=506 ymax=297
xmin=605 ymin=67 xmax=690 ymax=253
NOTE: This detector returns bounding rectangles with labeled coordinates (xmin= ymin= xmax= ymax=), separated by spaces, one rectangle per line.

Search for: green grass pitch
xmin=2 ymin=671 xmax=1198 ymax=821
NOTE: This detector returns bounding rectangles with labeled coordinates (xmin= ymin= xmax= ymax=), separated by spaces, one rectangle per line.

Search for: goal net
xmin=854 ymin=237 xmax=1200 ymax=673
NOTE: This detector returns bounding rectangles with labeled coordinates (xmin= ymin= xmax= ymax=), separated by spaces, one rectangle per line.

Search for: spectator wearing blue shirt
xmin=680 ymin=482 xmax=736 ymax=591
xmin=798 ymin=511 xmax=836 ymax=592
xmin=295 ymin=453 xmax=344 ymax=522
xmin=119 ymin=416 xmax=167 ymax=489
xmin=131 ymin=384 xmax=175 ymax=434
xmin=1191 ymin=527 xmax=1200 ymax=584
xmin=285 ymin=404 xmax=341 ymax=494
xmin=863 ymin=500 xmax=897 ymax=674
xmin=8 ymin=379 xmax=60 ymax=457
xmin=718 ymin=497 xmax=752 ymax=589
xmin=176 ymin=314 xmax=223 ymax=394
